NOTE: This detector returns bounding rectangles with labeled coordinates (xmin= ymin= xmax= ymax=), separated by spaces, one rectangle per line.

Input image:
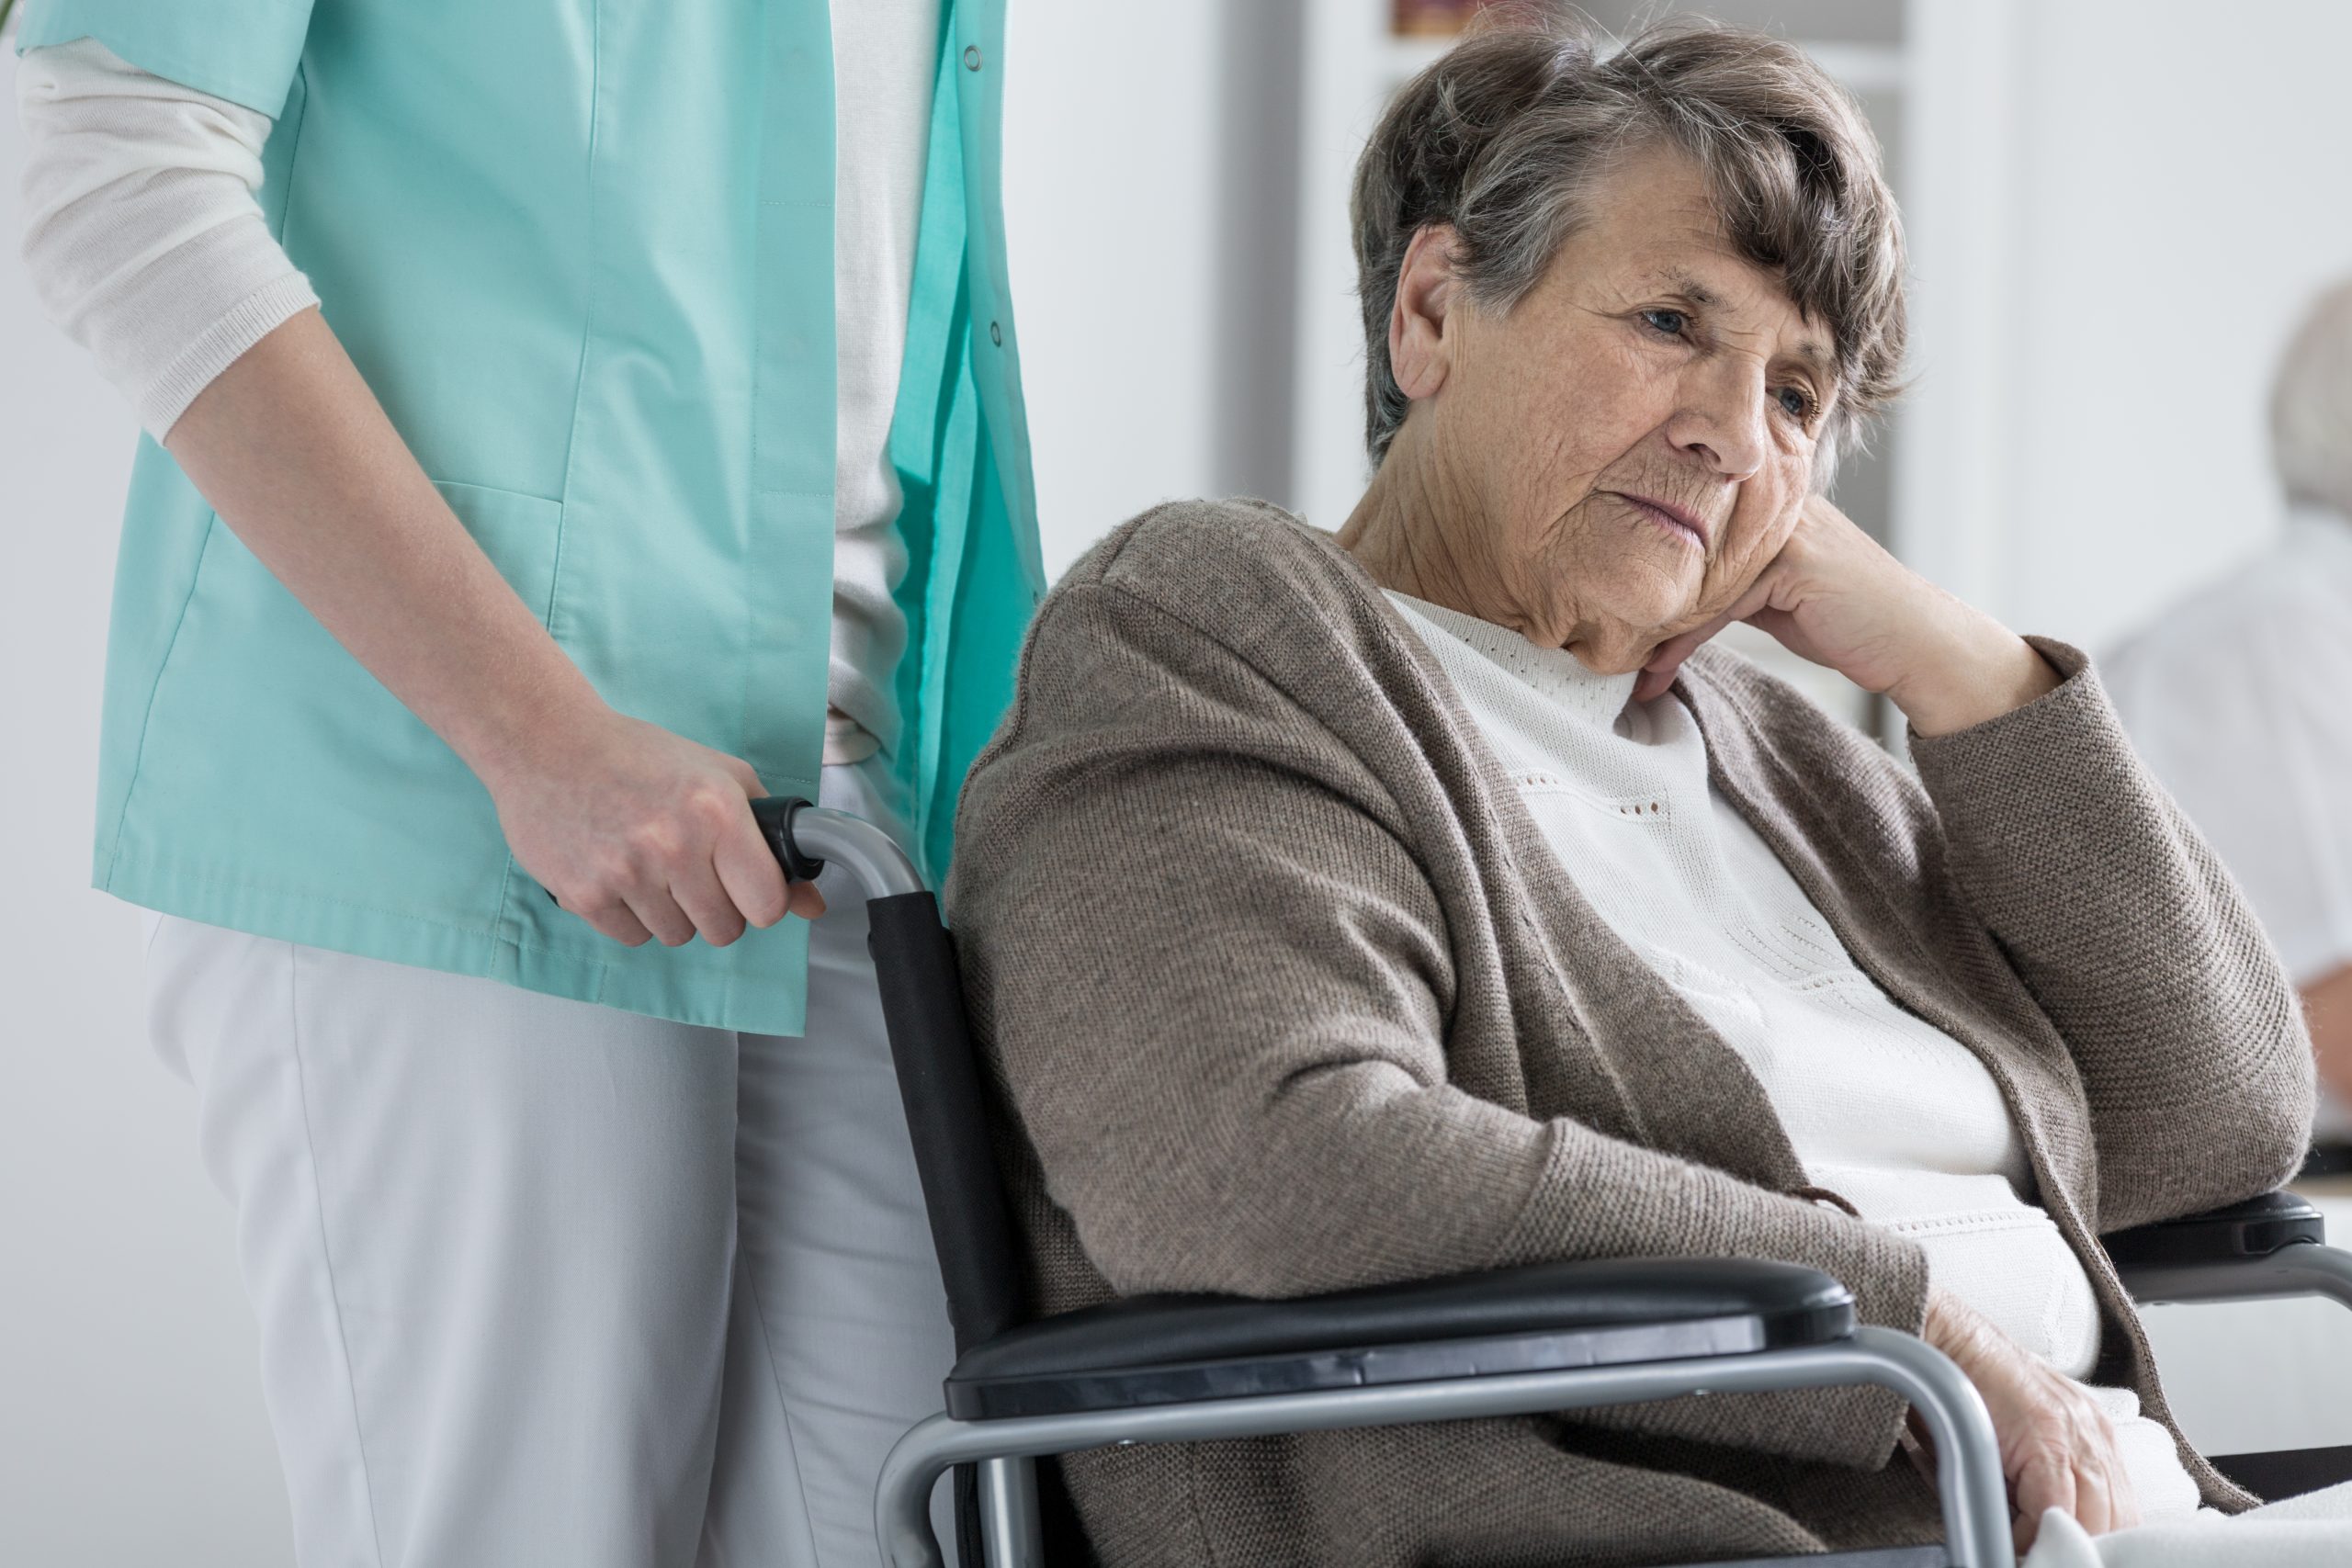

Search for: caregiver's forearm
xmin=164 ymin=308 xmax=605 ymax=788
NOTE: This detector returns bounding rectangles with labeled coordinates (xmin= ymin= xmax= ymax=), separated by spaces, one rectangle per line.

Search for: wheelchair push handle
xmin=750 ymin=795 xmax=830 ymax=884
xmin=747 ymin=796 xmax=930 ymax=902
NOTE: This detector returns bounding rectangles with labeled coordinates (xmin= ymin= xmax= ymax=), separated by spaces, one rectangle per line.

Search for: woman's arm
xmin=1645 ymin=497 xmax=2312 ymax=1229
xmin=1905 ymin=641 xmax=2313 ymax=1227
xmin=18 ymin=41 xmax=815 ymax=946
xmin=949 ymin=574 xmax=1931 ymax=1471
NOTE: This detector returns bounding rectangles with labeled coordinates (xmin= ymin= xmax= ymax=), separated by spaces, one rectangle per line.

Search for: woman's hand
xmin=483 ymin=704 xmax=824 ymax=949
xmin=1634 ymin=495 xmax=2060 ymax=736
xmin=1918 ymin=1288 xmax=2140 ymax=1551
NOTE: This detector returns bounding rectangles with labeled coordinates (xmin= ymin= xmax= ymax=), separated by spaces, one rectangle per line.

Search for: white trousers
xmin=144 ymin=765 xmax=957 ymax=1568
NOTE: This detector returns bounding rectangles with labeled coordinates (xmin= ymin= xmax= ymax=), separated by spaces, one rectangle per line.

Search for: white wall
xmin=0 ymin=53 xmax=295 ymax=1568
xmin=1900 ymin=0 xmax=2352 ymax=651
xmin=1001 ymin=4 xmax=1228 ymax=577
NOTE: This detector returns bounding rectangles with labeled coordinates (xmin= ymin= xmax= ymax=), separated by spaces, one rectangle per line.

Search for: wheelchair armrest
xmin=944 ymin=1256 xmax=1855 ymax=1420
xmin=2104 ymin=1191 xmax=2352 ymax=1311
xmin=2104 ymin=1191 xmax=2325 ymax=1268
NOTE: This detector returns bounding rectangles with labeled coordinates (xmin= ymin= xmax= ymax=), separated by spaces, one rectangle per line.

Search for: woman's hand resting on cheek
xmin=1914 ymin=1289 xmax=2140 ymax=1552
xmin=1634 ymin=495 xmax=2061 ymax=735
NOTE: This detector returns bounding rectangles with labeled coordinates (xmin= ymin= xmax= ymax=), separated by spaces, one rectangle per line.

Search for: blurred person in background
xmin=2106 ymin=280 xmax=2352 ymax=1139
xmin=12 ymin=0 xmax=1038 ymax=1563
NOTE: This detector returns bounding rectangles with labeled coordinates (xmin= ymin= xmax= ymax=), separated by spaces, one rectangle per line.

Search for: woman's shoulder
xmin=955 ymin=499 xmax=1441 ymax=877
xmin=1047 ymin=496 xmax=1403 ymax=666
xmin=1069 ymin=496 xmax=1354 ymax=601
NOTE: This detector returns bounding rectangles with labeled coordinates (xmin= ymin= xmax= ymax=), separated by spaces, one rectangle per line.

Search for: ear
xmin=1388 ymin=223 xmax=1462 ymax=402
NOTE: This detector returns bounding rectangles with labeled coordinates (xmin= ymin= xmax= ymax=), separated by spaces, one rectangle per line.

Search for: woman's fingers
xmin=2086 ymin=1407 xmax=2137 ymax=1533
xmin=2070 ymin=1450 xmax=2114 ymax=1538
xmin=2009 ymin=1441 xmax=2075 ymax=1551
xmin=1637 ymin=575 xmax=1779 ymax=701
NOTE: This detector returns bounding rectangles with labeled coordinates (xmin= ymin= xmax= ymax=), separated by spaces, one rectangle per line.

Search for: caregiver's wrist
xmin=1883 ymin=603 xmax=2060 ymax=739
xmin=451 ymin=672 xmax=616 ymax=793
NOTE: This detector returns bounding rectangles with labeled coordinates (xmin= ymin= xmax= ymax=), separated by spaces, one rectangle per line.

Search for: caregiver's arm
xmin=166 ymin=315 xmax=820 ymax=946
xmin=18 ymin=40 xmax=811 ymax=948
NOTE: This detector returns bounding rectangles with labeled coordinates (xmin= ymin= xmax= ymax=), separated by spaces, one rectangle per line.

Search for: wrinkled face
xmin=1406 ymin=145 xmax=1839 ymax=671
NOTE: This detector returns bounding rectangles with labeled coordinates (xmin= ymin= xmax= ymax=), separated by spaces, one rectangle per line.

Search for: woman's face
xmin=1395 ymin=146 xmax=1840 ymax=673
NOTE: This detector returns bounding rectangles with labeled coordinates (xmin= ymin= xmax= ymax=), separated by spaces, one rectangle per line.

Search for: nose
xmin=1664 ymin=358 xmax=1769 ymax=481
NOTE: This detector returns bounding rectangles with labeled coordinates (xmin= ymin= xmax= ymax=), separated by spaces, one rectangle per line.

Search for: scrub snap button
xmin=989 ymin=321 xmax=1004 ymax=346
xmin=964 ymin=44 xmax=984 ymax=70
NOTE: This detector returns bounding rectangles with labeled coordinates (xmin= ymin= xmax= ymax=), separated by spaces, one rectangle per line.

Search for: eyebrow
xmin=1645 ymin=266 xmax=1838 ymax=378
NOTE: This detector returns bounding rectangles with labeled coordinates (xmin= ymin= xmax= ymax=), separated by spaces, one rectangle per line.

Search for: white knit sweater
xmin=1386 ymin=590 xmax=2203 ymax=1521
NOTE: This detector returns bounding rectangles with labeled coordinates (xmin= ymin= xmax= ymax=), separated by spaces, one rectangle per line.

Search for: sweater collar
xmin=1385 ymin=591 xmax=1641 ymax=733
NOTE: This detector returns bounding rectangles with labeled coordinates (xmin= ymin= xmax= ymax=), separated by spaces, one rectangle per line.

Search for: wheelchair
xmin=760 ymin=801 xmax=2352 ymax=1568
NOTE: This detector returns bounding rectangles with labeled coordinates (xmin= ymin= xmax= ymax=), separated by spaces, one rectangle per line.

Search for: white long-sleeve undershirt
xmin=15 ymin=38 xmax=318 ymax=440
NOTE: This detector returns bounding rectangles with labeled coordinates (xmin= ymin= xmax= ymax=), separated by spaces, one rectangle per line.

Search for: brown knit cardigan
xmin=943 ymin=498 xmax=2314 ymax=1567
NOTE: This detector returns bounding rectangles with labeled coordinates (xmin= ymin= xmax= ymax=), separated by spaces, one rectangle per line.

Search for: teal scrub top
xmin=19 ymin=0 xmax=1045 ymax=1034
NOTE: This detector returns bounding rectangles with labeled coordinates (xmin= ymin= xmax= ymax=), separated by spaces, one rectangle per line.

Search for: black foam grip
xmin=865 ymin=892 xmax=1027 ymax=1355
xmin=748 ymin=796 xmax=827 ymax=882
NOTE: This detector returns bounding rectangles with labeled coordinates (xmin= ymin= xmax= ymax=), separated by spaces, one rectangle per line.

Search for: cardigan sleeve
xmin=1906 ymin=637 xmax=2314 ymax=1232
xmin=948 ymin=570 xmax=1930 ymax=1472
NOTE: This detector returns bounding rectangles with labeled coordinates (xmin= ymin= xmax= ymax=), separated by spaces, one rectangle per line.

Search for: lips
xmin=1615 ymin=492 xmax=1713 ymax=551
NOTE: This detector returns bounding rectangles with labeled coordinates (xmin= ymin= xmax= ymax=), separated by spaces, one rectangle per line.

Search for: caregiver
xmin=13 ymin=1 xmax=1040 ymax=1564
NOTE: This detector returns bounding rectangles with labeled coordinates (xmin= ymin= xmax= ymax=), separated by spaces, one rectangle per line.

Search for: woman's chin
xmin=1566 ymin=626 xmax=1664 ymax=678
xmin=1573 ymin=600 xmax=1702 ymax=674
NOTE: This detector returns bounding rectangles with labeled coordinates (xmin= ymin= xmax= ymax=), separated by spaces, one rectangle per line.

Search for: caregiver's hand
xmin=164 ymin=311 xmax=820 ymax=952
xmin=485 ymin=705 xmax=824 ymax=949
xmin=1634 ymin=495 xmax=2060 ymax=735
xmin=1918 ymin=1288 xmax=2139 ymax=1551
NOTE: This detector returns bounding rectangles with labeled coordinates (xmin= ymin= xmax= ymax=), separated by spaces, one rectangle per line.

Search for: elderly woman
xmin=947 ymin=16 xmax=2330 ymax=1567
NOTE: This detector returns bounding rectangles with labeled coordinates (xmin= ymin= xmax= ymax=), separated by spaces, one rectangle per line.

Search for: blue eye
xmin=1640 ymin=309 xmax=1688 ymax=336
xmin=1776 ymin=386 xmax=1815 ymax=422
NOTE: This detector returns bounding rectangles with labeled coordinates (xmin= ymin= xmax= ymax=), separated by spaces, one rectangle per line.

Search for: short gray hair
xmin=2272 ymin=278 xmax=2352 ymax=517
xmin=1351 ymin=6 xmax=1907 ymax=471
